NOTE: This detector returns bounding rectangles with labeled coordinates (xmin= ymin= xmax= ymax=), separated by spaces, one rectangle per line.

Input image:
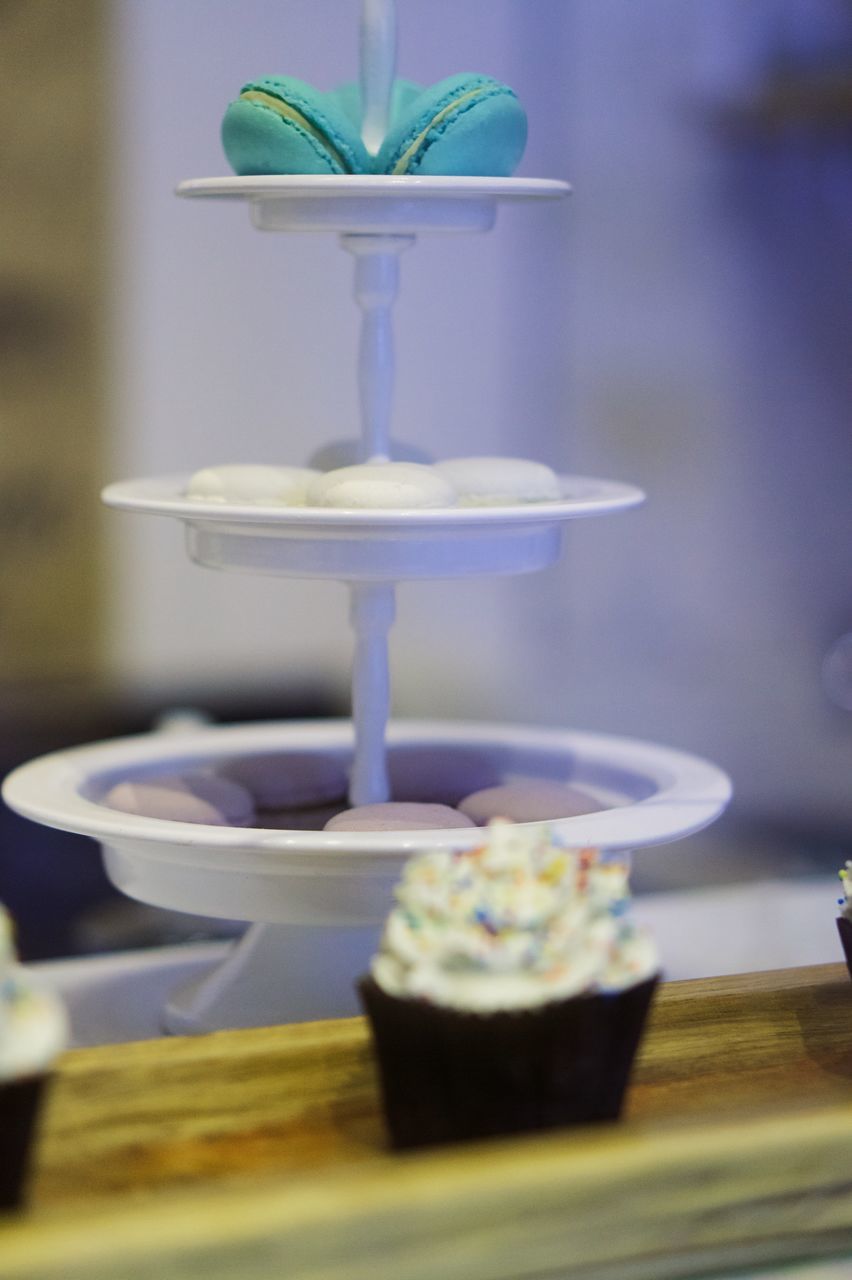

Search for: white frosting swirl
xmin=0 ymin=905 xmax=68 ymax=1081
xmin=371 ymin=821 xmax=658 ymax=1012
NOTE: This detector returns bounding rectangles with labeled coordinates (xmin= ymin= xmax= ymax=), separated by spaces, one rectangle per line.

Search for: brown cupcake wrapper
xmin=0 ymin=1073 xmax=50 ymax=1211
xmin=837 ymin=917 xmax=852 ymax=981
xmin=358 ymin=973 xmax=659 ymax=1151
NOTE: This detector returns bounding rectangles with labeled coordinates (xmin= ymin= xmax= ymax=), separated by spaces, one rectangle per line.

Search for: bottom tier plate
xmin=3 ymin=720 xmax=731 ymax=926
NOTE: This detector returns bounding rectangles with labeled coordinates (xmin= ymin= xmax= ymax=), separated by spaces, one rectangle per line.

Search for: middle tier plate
xmin=102 ymin=473 xmax=644 ymax=580
xmin=3 ymin=719 xmax=732 ymax=926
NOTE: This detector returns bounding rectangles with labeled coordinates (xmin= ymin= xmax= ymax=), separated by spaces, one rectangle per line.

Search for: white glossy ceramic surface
xmin=177 ymin=175 xmax=570 ymax=235
xmin=101 ymin=473 xmax=644 ymax=580
xmin=3 ymin=719 xmax=731 ymax=927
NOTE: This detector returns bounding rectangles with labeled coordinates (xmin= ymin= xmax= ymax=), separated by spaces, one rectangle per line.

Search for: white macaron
xmin=434 ymin=456 xmax=561 ymax=505
xmin=186 ymin=464 xmax=319 ymax=506
xmin=307 ymin=463 xmax=456 ymax=509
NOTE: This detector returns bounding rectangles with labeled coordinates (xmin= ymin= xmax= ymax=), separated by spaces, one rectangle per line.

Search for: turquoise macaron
xmin=222 ymin=73 xmax=526 ymax=178
xmin=221 ymin=74 xmax=373 ymax=176
xmin=374 ymin=73 xmax=527 ymax=177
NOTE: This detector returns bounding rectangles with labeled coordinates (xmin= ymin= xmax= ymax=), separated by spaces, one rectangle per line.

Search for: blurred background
xmin=1 ymin=0 xmax=850 ymax=958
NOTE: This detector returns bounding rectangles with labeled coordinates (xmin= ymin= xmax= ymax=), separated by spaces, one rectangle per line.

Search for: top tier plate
xmin=177 ymin=175 xmax=571 ymax=235
xmin=102 ymin=473 xmax=644 ymax=580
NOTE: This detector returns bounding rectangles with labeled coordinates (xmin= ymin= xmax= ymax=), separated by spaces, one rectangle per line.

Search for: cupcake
xmin=0 ymin=904 xmax=68 ymax=1210
xmin=358 ymin=820 xmax=658 ymax=1150
xmin=837 ymin=862 xmax=852 ymax=978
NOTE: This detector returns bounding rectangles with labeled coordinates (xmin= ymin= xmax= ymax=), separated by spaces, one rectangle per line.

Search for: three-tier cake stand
xmin=2 ymin=2 xmax=731 ymax=1033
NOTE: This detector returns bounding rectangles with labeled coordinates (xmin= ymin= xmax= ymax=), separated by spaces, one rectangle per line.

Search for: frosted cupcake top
xmin=371 ymin=820 xmax=658 ymax=1011
xmin=0 ymin=904 xmax=68 ymax=1081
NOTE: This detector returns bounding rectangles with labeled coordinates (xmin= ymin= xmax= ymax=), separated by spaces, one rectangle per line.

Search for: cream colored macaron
xmin=186 ymin=464 xmax=319 ymax=505
xmin=307 ymin=463 xmax=456 ymax=509
xmin=434 ymin=456 xmax=561 ymax=505
xmin=324 ymin=802 xmax=474 ymax=832
xmin=458 ymin=780 xmax=604 ymax=825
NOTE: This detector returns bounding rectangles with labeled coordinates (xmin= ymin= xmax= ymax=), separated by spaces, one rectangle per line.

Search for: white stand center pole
xmin=340 ymin=234 xmax=409 ymax=798
xmin=348 ymin=581 xmax=396 ymax=805
xmin=340 ymin=3 xmax=402 ymax=809
xmin=360 ymin=0 xmax=397 ymax=157
xmin=341 ymin=233 xmax=413 ymax=463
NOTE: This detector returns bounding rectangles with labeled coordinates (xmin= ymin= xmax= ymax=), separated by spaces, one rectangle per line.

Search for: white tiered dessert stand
xmin=3 ymin=2 xmax=731 ymax=1033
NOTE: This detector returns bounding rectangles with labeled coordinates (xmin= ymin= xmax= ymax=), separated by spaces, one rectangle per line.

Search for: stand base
xmin=162 ymin=922 xmax=380 ymax=1034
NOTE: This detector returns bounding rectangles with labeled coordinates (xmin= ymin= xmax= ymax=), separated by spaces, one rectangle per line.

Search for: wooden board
xmin=4 ymin=964 xmax=852 ymax=1280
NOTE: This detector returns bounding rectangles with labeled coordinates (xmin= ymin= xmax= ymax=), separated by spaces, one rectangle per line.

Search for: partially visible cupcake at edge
xmin=837 ymin=861 xmax=852 ymax=979
xmin=0 ymin=903 xmax=68 ymax=1210
xmin=359 ymin=820 xmax=659 ymax=1150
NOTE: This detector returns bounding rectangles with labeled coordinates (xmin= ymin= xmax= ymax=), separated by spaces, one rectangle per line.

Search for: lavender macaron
xmin=459 ymin=780 xmax=604 ymax=826
xmin=325 ymin=803 xmax=475 ymax=833
xmin=102 ymin=772 xmax=256 ymax=827
xmin=218 ymin=752 xmax=349 ymax=811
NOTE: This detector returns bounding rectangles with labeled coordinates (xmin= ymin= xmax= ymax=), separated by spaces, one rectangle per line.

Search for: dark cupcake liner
xmin=0 ymin=1074 xmax=49 ymax=1211
xmin=837 ymin=917 xmax=852 ymax=981
xmin=358 ymin=973 xmax=659 ymax=1151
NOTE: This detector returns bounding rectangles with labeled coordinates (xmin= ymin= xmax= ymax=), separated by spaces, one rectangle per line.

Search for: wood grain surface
xmin=4 ymin=964 xmax=852 ymax=1280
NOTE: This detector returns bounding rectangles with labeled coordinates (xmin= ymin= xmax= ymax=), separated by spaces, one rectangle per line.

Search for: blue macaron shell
xmin=222 ymin=74 xmax=370 ymax=176
xmin=374 ymin=73 xmax=527 ymax=177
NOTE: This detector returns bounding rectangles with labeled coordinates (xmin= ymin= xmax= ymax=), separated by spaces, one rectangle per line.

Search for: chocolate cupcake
xmin=0 ymin=904 xmax=68 ymax=1210
xmin=359 ymin=821 xmax=659 ymax=1150
xmin=837 ymin=862 xmax=852 ymax=979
